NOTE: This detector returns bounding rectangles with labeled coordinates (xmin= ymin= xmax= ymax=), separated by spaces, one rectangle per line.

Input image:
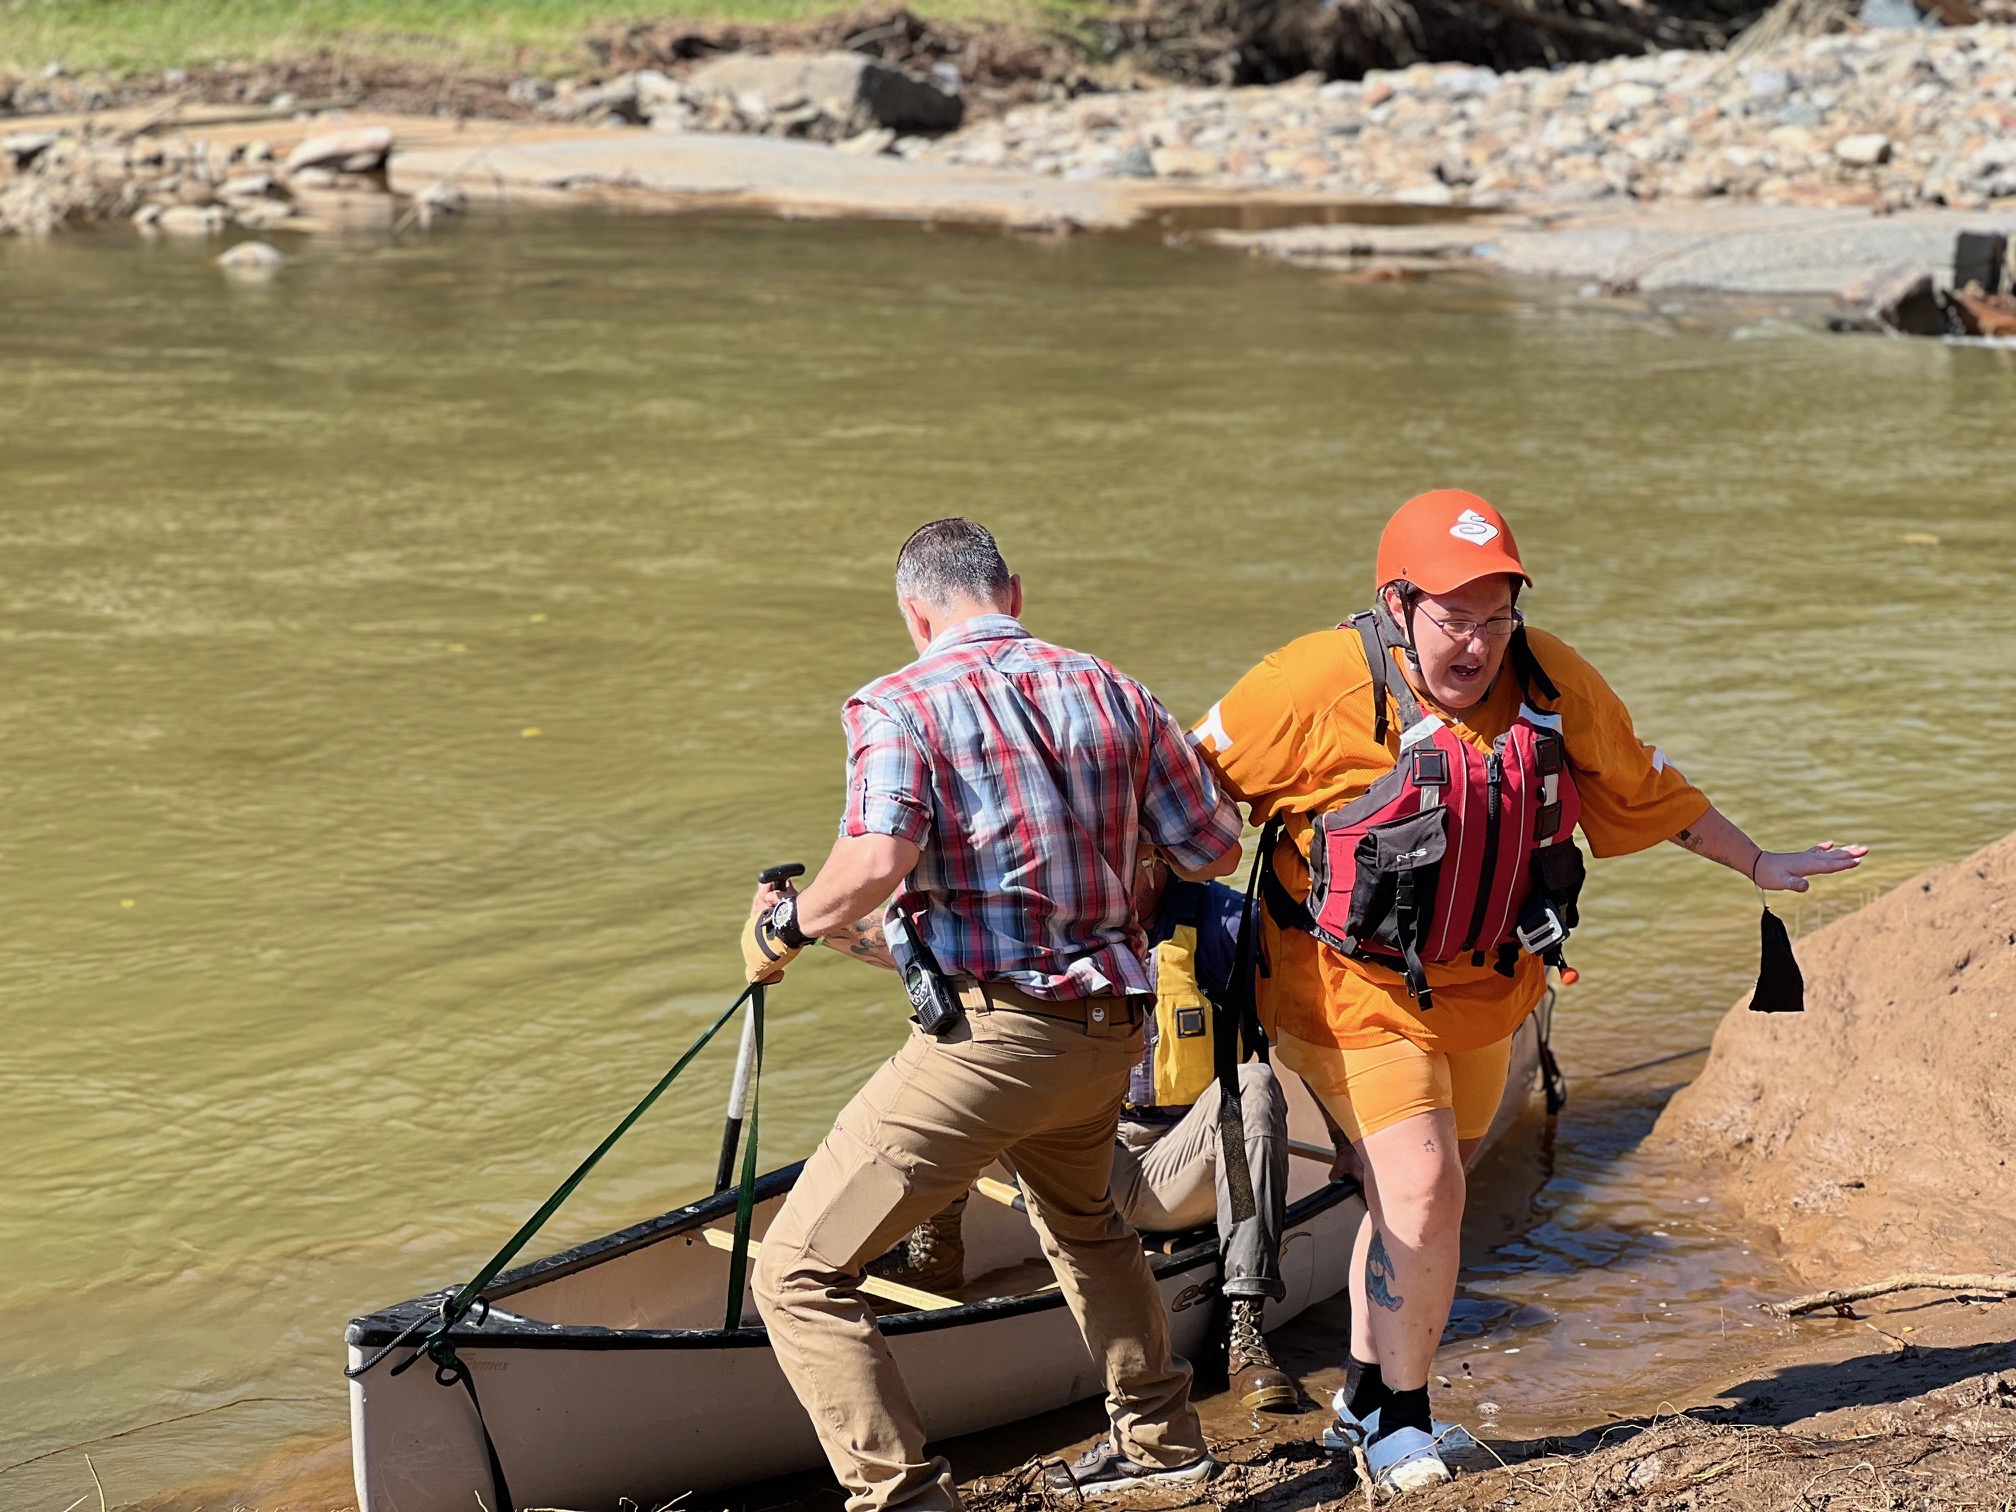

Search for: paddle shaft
xmin=718 ymin=862 xmax=802 ymax=1193
xmin=714 ymin=1007 xmax=760 ymax=1192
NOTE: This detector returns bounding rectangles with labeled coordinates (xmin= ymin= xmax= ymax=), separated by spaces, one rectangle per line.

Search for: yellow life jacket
xmin=1150 ymin=923 xmax=1217 ymax=1108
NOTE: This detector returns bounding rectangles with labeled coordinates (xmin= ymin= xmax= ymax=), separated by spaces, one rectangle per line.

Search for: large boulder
xmin=683 ymin=51 xmax=961 ymax=138
xmin=283 ymin=125 xmax=394 ymax=176
xmin=1650 ymin=832 xmax=2016 ymax=1285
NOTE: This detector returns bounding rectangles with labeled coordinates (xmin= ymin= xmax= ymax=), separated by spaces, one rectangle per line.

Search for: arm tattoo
xmin=1674 ymin=826 xmax=1710 ymax=854
xmin=821 ymin=913 xmax=897 ymax=971
xmin=1367 ymin=1229 xmax=1406 ymax=1313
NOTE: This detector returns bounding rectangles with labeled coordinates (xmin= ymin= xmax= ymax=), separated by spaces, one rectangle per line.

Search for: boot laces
xmin=1229 ymin=1299 xmax=1275 ymax=1369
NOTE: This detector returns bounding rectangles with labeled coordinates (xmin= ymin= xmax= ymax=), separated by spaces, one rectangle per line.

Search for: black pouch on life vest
xmin=1344 ymin=808 xmax=1449 ymax=950
xmin=1531 ymin=840 xmax=1586 ymax=931
xmin=1750 ymin=905 xmax=1805 ymax=1013
xmin=1340 ymin=807 xmax=1450 ymax=1005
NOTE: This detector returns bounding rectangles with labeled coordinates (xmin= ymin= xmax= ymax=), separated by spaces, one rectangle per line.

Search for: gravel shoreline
xmin=910 ymin=24 xmax=2016 ymax=213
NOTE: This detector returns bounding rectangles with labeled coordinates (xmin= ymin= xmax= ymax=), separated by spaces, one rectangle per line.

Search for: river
xmin=3 ymin=210 xmax=2013 ymax=1509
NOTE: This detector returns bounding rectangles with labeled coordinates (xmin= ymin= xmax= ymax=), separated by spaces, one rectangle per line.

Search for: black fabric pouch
xmin=1750 ymin=905 xmax=1805 ymax=1014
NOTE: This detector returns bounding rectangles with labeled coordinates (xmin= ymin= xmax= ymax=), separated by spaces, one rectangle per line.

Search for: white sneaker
xmin=1364 ymin=1425 xmax=1452 ymax=1493
xmin=1319 ymin=1387 xmax=1476 ymax=1454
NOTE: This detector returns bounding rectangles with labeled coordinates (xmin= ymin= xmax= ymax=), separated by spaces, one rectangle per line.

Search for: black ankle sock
xmin=1376 ymin=1386 xmax=1432 ymax=1439
xmin=1344 ymin=1357 xmax=1389 ymax=1421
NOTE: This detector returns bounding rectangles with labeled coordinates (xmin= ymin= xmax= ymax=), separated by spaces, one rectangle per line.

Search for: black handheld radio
xmin=890 ymin=903 xmax=963 ymax=1037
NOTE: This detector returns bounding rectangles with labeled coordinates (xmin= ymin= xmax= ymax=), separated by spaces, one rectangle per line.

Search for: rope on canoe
xmin=345 ymin=981 xmax=767 ymax=1512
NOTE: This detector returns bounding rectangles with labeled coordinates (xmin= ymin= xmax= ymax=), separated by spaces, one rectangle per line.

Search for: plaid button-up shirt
xmin=842 ymin=615 xmax=1239 ymax=1001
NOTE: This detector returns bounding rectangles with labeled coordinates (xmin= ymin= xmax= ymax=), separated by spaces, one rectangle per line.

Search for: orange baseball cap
xmin=1375 ymin=490 xmax=1531 ymax=595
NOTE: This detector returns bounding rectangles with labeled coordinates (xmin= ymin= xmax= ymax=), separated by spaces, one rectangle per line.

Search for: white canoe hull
xmin=348 ymin=1019 xmax=1543 ymax=1512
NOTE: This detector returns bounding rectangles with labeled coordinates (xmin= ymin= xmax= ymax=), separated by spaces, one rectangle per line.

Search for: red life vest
xmin=1301 ymin=611 xmax=1587 ymax=1009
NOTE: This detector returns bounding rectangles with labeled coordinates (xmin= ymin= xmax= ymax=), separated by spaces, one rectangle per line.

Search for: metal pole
xmin=718 ymin=861 xmax=801 ymax=1193
xmin=714 ymin=1004 xmax=760 ymax=1193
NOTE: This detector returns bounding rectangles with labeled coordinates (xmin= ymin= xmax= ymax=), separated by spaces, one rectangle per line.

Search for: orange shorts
xmin=1274 ymin=1029 xmax=1514 ymax=1144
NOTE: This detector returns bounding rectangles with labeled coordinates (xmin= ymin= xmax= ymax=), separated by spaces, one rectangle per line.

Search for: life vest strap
xmin=1349 ymin=609 xmax=1426 ymax=750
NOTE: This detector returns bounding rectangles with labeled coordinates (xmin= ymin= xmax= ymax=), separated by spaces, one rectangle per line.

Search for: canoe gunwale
xmin=344 ymin=1167 xmax=1366 ymax=1353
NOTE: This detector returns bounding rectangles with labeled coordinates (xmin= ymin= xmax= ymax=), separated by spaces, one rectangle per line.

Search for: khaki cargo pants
xmin=753 ymin=986 xmax=1207 ymax=1512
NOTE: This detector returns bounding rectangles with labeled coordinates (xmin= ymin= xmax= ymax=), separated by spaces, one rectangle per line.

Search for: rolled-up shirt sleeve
xmin=1139 ymin=702 xmax=1241 ymax=873
xmin=841 ymin=696 xmax=934 ymax=845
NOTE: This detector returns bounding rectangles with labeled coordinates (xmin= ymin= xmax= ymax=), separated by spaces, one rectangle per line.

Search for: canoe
xmin=346 ymin=1010 xmax=1546 ymax=1512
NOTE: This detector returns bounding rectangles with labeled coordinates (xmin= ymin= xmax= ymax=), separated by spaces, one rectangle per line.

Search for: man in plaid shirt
xmin=742 ymin=519 xmax=1242 ymax=1512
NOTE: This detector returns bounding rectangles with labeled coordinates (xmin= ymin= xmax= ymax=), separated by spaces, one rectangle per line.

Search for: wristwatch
xmin=771 ymin=894 xmax=817 ymax=949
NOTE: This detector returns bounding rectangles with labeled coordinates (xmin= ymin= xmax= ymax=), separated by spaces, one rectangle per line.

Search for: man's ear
xmin=898 ymin=596 xmax=933 ymax=652
xmin=1006 ymin=574 xmax=1024 ymax=619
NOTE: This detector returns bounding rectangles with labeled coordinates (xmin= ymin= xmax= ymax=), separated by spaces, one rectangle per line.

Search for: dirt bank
xmin=1652 ymin=831 xmax=2016 ymax=1288
xmin=954 ymin=1291 xmax=2016 ymax=1512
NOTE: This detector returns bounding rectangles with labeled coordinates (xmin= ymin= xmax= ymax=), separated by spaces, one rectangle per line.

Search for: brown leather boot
xmin=1228 ymin=1297 xmax=1298 ymax=1412
xmin=866 ymin=1192 xmax=966 ymax=1293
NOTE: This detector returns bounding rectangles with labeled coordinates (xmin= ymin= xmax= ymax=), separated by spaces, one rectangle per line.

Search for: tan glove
xmin=741 ymin=903 xmax=805 ymax=985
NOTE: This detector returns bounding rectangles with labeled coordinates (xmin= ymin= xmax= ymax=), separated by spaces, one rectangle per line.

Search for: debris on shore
xmin=1833 ymin=229 xmax=2016 ymax=335
xmin=911 ymin=24 xmax=2016 ymax=209
xmin=1652 ymin=830 xmax=2016 ymax=1285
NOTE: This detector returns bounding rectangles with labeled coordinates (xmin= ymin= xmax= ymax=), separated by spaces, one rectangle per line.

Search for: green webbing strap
xmin=722 ymin=984 xmax=765 ymax=1331
xmin=347 ymin=981 xmax=760 ymax=1385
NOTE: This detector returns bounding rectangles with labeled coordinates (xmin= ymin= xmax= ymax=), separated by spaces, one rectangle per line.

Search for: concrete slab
xmin=389 ymin=129 xmax=1149 ymax=230
xmin=1484 ymin=204 xmax=2016 ymax=294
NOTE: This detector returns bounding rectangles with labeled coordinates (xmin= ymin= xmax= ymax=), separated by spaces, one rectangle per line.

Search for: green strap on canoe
xmin=347 ymin=980 xmax=762 ymax=1385
xmin=722 ymin=984 xmax=765 ymax=1331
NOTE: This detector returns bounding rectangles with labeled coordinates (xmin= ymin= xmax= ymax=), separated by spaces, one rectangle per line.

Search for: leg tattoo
xmin=1367 ymin=1228 xmax=1405 ymax=1313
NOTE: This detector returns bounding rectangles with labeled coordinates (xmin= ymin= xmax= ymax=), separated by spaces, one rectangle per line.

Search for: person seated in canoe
xmin=1188 ymin=489 xmax=1867 ymax=1495
xmin=825 ymin=855 xmax=1307 ymax=1415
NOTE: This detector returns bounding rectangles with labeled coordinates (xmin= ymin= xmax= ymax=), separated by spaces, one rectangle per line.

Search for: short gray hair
xmin=894 ymin=518 xmax=1012 ymax=608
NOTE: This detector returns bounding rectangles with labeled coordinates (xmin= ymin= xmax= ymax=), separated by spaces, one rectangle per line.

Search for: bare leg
xmin=1355 ymin=1108 xmax=1464 ymax=1392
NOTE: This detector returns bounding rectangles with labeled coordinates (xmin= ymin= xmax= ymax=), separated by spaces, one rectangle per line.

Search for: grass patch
xmin=0 ymin=0 xmax=1049 ymax=76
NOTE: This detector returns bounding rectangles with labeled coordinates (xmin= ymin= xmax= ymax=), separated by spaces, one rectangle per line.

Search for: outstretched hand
xmin=1754 ymin=841 xmax=1868 ymax=892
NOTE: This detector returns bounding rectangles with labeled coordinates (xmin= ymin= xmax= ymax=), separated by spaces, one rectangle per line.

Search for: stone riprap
xmin=909 ymin=25 xmax=2016 ymax=211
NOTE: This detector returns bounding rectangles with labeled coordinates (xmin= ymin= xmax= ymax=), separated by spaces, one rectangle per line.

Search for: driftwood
xmin=1765 ymin=1273 xmax=2016 ymax=1318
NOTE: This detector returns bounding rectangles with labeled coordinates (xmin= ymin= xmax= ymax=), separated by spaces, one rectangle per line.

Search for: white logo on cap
xmin=1450 ymin=508 xmax=1499 ymax=545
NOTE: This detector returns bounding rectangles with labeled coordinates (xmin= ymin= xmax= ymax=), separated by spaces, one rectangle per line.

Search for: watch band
xmin=772 ymin=896 xmax=817 ymax=950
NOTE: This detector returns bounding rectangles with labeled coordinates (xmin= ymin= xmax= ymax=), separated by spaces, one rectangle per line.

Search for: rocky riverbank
xmin=0 ymin=119 xmax=466 ymax=240
xmin=910 ymin=23 xmax=2016 ymax=211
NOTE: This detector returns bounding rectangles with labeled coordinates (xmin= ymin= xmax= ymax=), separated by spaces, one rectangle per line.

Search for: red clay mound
xmin=1651 ymin=831 xmax=2016 ymax=1287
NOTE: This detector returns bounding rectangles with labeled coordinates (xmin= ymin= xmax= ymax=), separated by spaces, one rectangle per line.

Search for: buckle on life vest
xmin=1535 ymin=800 xmax=1563 ymax=842
xmin=1516 ymin=896 xmax=1568 ymax=955
xmin=1409 ymin=747 xmax=1450 ymax=788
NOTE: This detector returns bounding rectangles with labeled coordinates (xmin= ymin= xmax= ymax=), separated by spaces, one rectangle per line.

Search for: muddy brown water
xmin=2 ymin=210 xmax=2014 ymax=1509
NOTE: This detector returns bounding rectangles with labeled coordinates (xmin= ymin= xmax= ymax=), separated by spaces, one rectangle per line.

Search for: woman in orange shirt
xmin=1193 ymin=491 xmax=1864 ymax=1493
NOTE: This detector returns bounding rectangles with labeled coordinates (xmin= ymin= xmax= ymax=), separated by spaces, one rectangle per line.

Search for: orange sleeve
xmin=1190 ymin=631 xmax=1378 ymax=822
xmin=1190 ymin=648 xmax=1313 ymax=820
xmin=1532 ymin=630 xmax=1710 ymax=858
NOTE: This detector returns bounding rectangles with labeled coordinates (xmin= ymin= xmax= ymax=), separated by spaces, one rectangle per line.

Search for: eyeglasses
xmin=1415 ymin=606 xmax=1524 ymax=643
